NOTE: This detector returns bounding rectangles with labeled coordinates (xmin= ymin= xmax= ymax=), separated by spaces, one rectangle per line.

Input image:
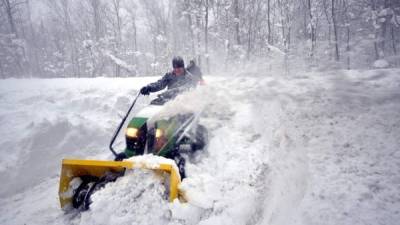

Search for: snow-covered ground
xmin=0 ymin=69 xmax=399 ymax=225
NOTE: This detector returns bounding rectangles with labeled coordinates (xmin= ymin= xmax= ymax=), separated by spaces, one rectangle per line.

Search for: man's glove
xmin=140 ymin=86 xmax=150 ymax=95
xmin=114 ymin=152 xmax=127 ymax=161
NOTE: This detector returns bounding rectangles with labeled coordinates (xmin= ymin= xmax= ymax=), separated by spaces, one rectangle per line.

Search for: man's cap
xmin=172 ymin=56 xmax=185 ymax=68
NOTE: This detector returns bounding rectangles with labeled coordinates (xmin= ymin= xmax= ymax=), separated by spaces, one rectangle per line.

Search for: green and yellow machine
xmin=58 ymin=89 xmax=207 ymax=210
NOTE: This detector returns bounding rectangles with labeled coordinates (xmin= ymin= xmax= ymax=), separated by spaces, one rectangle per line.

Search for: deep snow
xmin=0 ymin=69 xmax=399 ymax=225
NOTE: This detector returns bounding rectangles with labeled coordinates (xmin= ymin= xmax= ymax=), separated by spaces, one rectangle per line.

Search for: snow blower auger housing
xmin=58 ymin=158 xmax=181 ymax=210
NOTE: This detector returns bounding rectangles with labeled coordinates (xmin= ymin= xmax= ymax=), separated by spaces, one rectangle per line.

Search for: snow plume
xmin=149 ymin=84 xmax=223 ymax=121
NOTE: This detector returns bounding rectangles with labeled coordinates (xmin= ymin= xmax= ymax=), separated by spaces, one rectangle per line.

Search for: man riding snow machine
xmin=58 ymin=59 xmax=207 ymax=211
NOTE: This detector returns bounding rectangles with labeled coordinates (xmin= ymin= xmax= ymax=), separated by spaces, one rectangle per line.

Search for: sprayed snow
xmin=61 ymin=177 xmax=83 ymax=199
xmin=78 ymin=170 xmax=170 ymax=225
xmin=1 ymin=70 xmax=400 ymax=225
xmin=135 ymin=104 xmax=164 ymax=118
xmin=151 ymin=86 xmax=213 ymax=121
xmin=127 ymin=154 xmax=180 ymax=180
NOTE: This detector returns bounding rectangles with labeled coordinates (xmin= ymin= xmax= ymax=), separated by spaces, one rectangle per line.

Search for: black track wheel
xmin=72 ymin=176 xmax=99 ymax=209
xmin=174 ymin=155 xmax=186 ymax=179
xmin=82 ymin=171 xmax=125 ymax=210
xmin=192 ymin=124 xmax=208 ymax=151
xmin=115 ymin=152 xmax=127 ymax=161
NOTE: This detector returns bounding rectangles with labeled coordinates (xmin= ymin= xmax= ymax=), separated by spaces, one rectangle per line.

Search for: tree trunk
xmin=153 ymin=36 xmax=157 ymax=75
xmin=3 ymin=0 xmax=24 ymax=76
xmin=379 ymin=0 xmax=389 ymax=57
xmin=233 ymin=0 xmax=240 ymax=45
xmin=307 ymin=0 xmax=316 ymax=58
xmin=204 ymin=0 xmax=210 ymax=73
xmin=344 ymin=0 xmax=351 ymax=69
xmin=370 ymin=0 xmax=380 ymax=59
xmin=196 ymin=10 xmax=202 ymax=66
xmin=331 ymin=0 xmax=340 ymax=61
xmin=303 ymin=2 xmax=308 ymax=39
xmin=323 ymin=0 xmax=332 ymax=59
xmin=91 ymin=0 xmax=101 ymax=41
xmin=112 ymin=0 xmax=122 ymax=77
xmin=89 ymin=0 xmax=103 ymax=77
xmin=132 ymin=16 xmax=138 ymax=76
xmin=247 ymin=0 xmax=255 ymax=58
xmin=267 ymin=0 xmax=272 ymax=44
xmin=391 ymin=1 xmax=399 ymax=55
xmin=184 ymin=0 xmax=195 ymax=56
xmin=247 ymin=20 xmax=253 ymax=58
xmin=346 ymin=25 xmax=350 ymax=69
xmin=391 ymin=25 xmax=397 ymax=55
xmin=279 ymin=0 xmax=286 ymax=50
xmin=0 ymin=58 xmax=4 ymax=78
xmin=27 ymin=0 xmax=40 ymax=77
xmin=3 ymin=0 xmax=18 ymax=37
xmin=62 ymin=0 xmax=80 ymax=77
xmin=126 ymin=3 xmax=138 ymax=76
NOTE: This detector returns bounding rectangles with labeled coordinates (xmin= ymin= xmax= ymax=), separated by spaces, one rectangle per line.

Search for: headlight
xmin=126 ymin=127 xmax=138 ymax=138
xmin=155 ymin=128 xmax=164 ymax=138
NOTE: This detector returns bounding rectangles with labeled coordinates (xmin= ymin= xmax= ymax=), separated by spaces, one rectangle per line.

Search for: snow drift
xmin=1 ymin=69 xmax=400 ymax=225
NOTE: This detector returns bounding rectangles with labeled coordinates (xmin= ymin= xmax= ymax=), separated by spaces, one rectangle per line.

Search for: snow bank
xmin=0 ymin=77 xmax=157 ymax=197
xmin=1 ymin=69 xmax=400 ymax=225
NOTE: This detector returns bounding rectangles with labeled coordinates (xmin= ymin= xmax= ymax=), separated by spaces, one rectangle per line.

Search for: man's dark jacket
xmin=147 ymin=69 xmax=201 ymax=92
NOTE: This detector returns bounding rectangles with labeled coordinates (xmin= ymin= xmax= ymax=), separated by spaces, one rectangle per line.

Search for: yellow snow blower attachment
xmin=58 ymin=157 xmax=182 ymax=210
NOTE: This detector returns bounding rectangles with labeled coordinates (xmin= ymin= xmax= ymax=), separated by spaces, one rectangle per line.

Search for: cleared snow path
xmin=1 ymin=69 xmax=400 ymax=225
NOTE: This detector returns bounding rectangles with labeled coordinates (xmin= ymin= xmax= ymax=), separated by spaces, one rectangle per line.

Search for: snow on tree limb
xmin=105 ymin=52 xmax=136 ymax=73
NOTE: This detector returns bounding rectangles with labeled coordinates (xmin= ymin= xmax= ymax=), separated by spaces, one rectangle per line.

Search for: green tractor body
xmin=124 ymin=100 xmax=204 ymax=159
